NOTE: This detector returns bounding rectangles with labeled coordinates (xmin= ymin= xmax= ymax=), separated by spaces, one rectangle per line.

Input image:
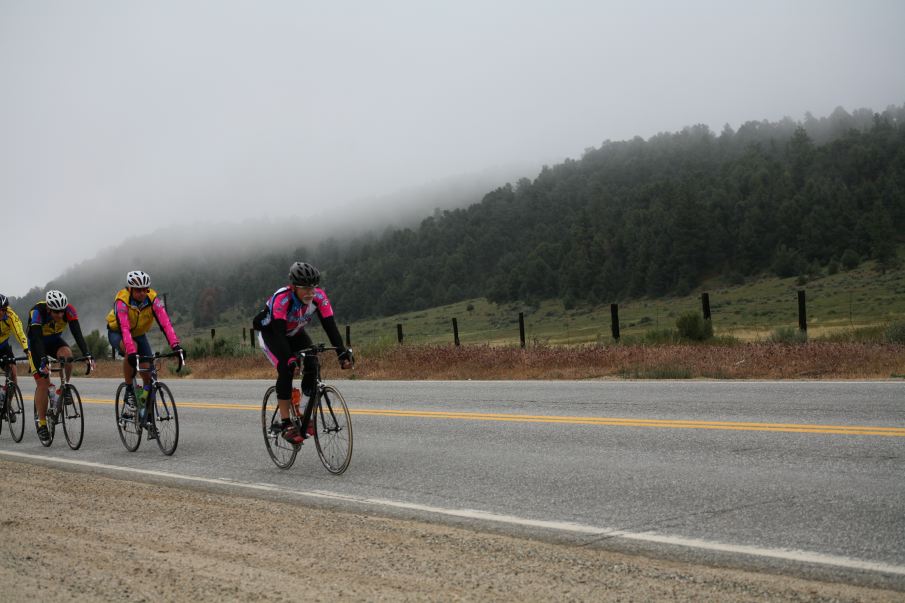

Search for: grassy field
xmin=166 ymin=257 xmax=905 ymax=355
xmin=334 ymin=259 xmax=905 ymax=349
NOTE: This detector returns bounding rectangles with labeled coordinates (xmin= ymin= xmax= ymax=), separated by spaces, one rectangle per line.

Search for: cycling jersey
xmin=256 ymin=286 xmax=334 ymax=336
xmin=105 ymin=288 xmax=179 ymax=355
xmin=27 ymin=301 xmax=89 ymax=363
xmin=0 ymin=307 xmax=28 ymax=352
xmin=254 ymin=285 xmax=345 ymax=401
xmin=29 ymin=301 xmax=77 ymax=336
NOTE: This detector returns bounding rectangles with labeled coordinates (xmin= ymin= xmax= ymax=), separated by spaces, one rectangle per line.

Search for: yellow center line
xmin=36 ymin=396 xmax=905 ymax=437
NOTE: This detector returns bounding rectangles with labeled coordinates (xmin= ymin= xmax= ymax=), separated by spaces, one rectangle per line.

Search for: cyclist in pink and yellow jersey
xmin=106 ymin=270 xmax=182 ymax=416
xmin=253 ymin=262 xmax=353 ymax=445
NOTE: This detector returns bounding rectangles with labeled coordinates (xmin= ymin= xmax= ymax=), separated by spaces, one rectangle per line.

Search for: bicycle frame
xmin=44 ymin=356 xmax=92 ymax=417
xmin=0 ymin=355 xmax=26 ymax=410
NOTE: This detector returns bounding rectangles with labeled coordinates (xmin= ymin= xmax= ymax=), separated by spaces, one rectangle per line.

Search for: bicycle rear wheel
xmin=33 ymin=399 xmax=54 ymax=446
xmin=115 ymin=382 xmax=142 ymax=452
xmin=261 ymin=386 xmax=298 ymax=469
xmin=7 ymin=384 xmax=24 ymax=443
xmin=61 ymin=384 xmax=84 ymax=450
xmin=313 ymin=385 xmax=353 ymax=475
xmin=152 ymin=383 xmax=179 ymax=455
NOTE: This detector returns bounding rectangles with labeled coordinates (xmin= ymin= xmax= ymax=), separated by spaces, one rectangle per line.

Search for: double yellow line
xmin=64 ymin=397 xmax=905 ymax=437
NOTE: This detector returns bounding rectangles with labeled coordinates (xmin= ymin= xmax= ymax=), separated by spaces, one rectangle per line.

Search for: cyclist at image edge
xmin=0 ymin=294 xmax=29 ymax=385
xmin=253 ymin=262 xmax=353 ymax=445
xmin=27 ymin=290 xmax=95 ymax=443
xmin=106 ymin=270 xmax=183 ymax=411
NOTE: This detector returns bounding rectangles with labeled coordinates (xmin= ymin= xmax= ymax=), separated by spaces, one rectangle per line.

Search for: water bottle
xmin=137 ymin=386 xmax=149 ymax=423
xmin=291 ymin=388 xmax=301 ymax=417
xmin=48 ymin=387 xmax=60 ymax=416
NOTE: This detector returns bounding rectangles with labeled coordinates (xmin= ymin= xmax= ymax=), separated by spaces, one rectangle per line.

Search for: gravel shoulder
xmin=0 ymin=460 xmax=901 ymax=602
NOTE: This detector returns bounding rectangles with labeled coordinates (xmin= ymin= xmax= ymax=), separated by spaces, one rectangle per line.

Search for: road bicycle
xmin=33 ymin=356 xmax=93 ymax=449
xmin=0 ymin=355 xmax=27 ymax=443
xmin=262 ymin=344 xmax=353 ymax=474
xmin=114 ymin=350 xmax=185 ymax=455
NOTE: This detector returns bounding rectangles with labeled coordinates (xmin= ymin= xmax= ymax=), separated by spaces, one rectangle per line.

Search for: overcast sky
xmin=2 ymin=0 xmax=904 ymax=298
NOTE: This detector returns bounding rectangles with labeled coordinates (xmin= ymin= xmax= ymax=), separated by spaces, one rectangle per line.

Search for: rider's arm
xmin=313 ymin=290 xmax=347 ymax=355
xmin=8 ymin=308 xmax=28 ymax=353
xmin=114 ymin=299 xmax=138 ymax=355
xmin=151 ymin=296 xmax=180 ymax=348
xmin=68 ymin=319 xmax=90 ymax=357
xmin=319 ymin=315 xmax=346 ymax=353
xmin=28 ymin=321 xmax=46 ymax=361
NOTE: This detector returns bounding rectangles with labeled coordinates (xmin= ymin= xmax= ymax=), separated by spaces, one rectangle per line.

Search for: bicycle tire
xmin=262 ymin=386 xmax=298 ymax=469
xmin=0 ymin=385 xmax=5 ymax=437
xmin=152 ymin=383 xmax=179 ymax=456
xmin=114 ymin=382 xmax=142 ymax=452
xmin=313 ymin=385 xmax=353 ymax=475
xmin=61 ymin=384 xmax=84 ymax=450
xmin=33 ymin=398 xmax=54 ymax=446
xmin=8 ymin=383 xmax=25 ymax=443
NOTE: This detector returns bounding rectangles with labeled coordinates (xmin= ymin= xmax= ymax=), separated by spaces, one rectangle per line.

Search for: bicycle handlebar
xmin=0 ymin=355 xmax=28 ymax=366
xmin=47 ymin=355 xmax=94 ymax=376
xmin=137 ymin=350 xmax=186 ymax=373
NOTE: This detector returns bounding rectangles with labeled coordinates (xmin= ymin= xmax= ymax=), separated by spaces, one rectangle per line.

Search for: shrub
xmin=675 ymin=312 xmax=713 ymax=341
xmin=772 ymin=244 xmax=806 ymax=278
xmin=841 ymin=249 xmax=860 ymax=270
xmin=642 ymin=329 xmax=682 ymax=344
xmin=885 ymin=322 xmax=905 ymax=344
xmin=769 ymin=326 xmax=807 ymax=344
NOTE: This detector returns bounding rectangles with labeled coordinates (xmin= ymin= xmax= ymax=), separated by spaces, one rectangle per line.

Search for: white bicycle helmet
xmin=45 ymin=290 xmax=68 ymax=311
xmin=126 ymin=270 xmax=151 ymax=288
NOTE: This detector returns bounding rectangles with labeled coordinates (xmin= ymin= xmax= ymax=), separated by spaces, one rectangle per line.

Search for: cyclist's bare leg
xmin=57 ymin=346 xmax=73 ymax=381
xmin=9 ymin=363 xmax=17 ymax=385
xmin=139 ymin=362 xmax=151 ymax=388
xmin=34 ymin=375 xmax=50 ymax=421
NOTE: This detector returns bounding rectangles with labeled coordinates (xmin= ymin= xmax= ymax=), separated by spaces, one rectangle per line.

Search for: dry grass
xmin=87 ymin=342 xmax=905 ymax=381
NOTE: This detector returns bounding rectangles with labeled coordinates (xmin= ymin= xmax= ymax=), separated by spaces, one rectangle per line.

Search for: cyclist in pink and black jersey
xmin=253 ymin=261 xmax=353 ymax=445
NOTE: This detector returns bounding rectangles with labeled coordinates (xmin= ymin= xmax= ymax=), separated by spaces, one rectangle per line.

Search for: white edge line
xmin=2 ymin=449 xmax=903 ymax=577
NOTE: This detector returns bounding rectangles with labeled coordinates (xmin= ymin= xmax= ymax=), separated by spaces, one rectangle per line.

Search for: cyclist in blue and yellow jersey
xmin=27 ymin=290 xmax=95 ymax=444
xmin=106 ymin=270 xmax=182 ymax=418
xmin=253 ymin=262 xmax=353 ymax=445
xmin=0 ymin=294 xmax=29 ymax=385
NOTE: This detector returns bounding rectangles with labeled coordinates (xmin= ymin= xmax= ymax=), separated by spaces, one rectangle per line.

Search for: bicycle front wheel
xmin=33 ymin=399 xmax=54 ymax=447
xmin=114 ymin=382 xmax=142 ymax=452
xmin=61 ymin=384 xmax=84 ymax=450
xmin=261 ymin=386 xmax=298 ymax=469
xmin=152 ymin=383 xmax=179 ymax=455
xmin=7 ymin=384 xmax=25 ymax=443
xmin=313 ymin=385 xmax=353 ymax=475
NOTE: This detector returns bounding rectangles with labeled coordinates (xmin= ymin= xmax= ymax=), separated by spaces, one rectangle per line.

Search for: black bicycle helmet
xmin=289 ymin=262 xmax=320 ymax=287
xmin=0 ymin=294 xmax=8 ymax=309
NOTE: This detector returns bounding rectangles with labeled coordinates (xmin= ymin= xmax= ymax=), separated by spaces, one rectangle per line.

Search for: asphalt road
xmin=2 ymin=378 xmax=903 ymax=585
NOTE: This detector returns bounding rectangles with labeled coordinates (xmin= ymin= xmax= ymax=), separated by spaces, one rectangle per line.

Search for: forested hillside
xmin=329 ymin=104 xmax=905 ymax=319
xmin=10 ymin=104 xmax=905 ymax=330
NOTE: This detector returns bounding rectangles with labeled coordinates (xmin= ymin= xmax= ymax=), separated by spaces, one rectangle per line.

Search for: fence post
xmin=397 ymin=323 xmax=404 ymax=344
xmin=701 ymin=292 xmax=711 ymax=320
xmin=345 ymin=325 xmax=351 ymax=347
xmin=610 ymin=303 xmax=620 ymax=340
xmin=242 ymin=327 xmax=246 ymax=343
xmin=210 ymin=328 xmax=215 ymax=340
xmin=251 ymin=329 xmax=256 ymax=348
xmin=518 ymin=312 xmax=526 ymax=348
xmin=798 ymin=290 xmax=807 ymax=332
xmin=111 ymin=345 xmax=116 ymax=360
xmin=452 ymin=318 xmax=460 ymax=346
